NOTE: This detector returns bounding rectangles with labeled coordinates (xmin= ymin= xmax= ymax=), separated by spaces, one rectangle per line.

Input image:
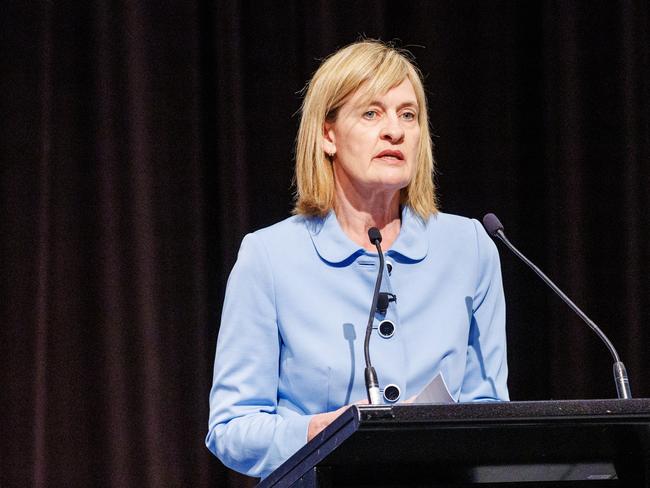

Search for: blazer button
xmin=383 ymin=384 xmax=401 ymax=403
xmin=377 ymin=319 xmax=395 ymax=338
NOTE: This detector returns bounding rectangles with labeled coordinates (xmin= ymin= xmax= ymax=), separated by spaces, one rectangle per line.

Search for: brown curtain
xmin=1 ymin=1 xmax=648 ymax=486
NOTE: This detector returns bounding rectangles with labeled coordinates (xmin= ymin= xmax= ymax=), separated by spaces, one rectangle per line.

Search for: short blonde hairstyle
xmin=294 ymin=40 xmax=438 ymax=218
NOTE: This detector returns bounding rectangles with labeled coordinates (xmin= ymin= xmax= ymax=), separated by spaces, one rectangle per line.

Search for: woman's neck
xmin=333 ymin=186 xmax=402 ymax=251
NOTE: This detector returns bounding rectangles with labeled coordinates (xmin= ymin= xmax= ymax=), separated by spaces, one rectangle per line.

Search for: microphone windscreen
xmin=482 ymin=213 xmax=504 ymax=236
xmin=368 ymin=227 xmax=382 ymax=244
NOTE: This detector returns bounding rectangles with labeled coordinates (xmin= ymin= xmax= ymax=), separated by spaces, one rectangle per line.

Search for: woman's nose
xmin=380 ymin=114 xmax=405 ymax=143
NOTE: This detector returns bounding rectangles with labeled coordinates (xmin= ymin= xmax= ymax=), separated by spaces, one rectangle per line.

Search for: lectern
xmin=258 ymin=399 xmax=650 ymax=487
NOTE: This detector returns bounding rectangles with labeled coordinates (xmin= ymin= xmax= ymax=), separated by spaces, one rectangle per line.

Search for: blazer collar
xmin=308 ymin=206 xmax=429 ymax=265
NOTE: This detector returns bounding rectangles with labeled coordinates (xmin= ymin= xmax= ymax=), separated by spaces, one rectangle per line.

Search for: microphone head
xmin=368 ymin=227 xmax=382 ymax=244
xmin=482 ymin=213 xmax=504 ymax=236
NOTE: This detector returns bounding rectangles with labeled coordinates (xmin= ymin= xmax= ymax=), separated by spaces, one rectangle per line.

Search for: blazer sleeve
xmin=458 ymin=219 xmax=509 ymax=402
xmin=205 ymin=232 xmax=313 ymax=478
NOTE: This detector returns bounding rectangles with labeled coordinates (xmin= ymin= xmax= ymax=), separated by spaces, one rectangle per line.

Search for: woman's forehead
xmin=345 ymin=78 xmax=418 ymax=109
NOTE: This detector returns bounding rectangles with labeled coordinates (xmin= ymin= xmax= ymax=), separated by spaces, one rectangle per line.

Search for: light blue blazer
xmin=206 ymin=207 xmax=508 ymax=478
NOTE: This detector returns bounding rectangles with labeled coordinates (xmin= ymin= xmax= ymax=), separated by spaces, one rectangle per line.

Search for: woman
xmin=206 ymin=40 xmax=508 ymax=479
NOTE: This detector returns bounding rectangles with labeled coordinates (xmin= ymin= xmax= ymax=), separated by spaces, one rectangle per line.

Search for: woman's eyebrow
xmin=362 ymin=99 xmax=419 ymax=110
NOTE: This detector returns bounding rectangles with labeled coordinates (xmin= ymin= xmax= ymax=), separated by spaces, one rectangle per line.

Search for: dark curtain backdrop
xmin=2 ymin=1 xmax=648 ymax=486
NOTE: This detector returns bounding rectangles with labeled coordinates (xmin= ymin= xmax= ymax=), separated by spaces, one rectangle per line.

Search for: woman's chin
xmin=371 ymin=171 xmax=412 ymax=190
xmin=365 ymin=177 xmax=411 ymax=195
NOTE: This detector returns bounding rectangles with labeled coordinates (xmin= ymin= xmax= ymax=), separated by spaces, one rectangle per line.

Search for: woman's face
xmin=324 ymin=78 xmax=421 ymax=200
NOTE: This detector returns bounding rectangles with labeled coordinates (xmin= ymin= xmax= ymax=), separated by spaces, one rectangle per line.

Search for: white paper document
xmin=411 ymin=372 xmax=456 ymax=404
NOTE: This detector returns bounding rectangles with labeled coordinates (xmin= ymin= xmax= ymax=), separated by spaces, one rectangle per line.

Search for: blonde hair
xmin=293 ymin=40 xmax=438 ymax=218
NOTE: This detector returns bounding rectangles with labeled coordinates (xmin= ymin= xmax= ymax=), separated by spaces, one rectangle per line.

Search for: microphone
xmin=364 ymin=227 xmax=384 ymax=405
xmin=482 ymin=213 xmax=632 ymax=399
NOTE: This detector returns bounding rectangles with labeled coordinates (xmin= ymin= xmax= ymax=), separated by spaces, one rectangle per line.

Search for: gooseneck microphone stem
xmin=364 ymin=227 xmax=385 ymax=405
xmin=483 ymin=213 xmax=632 ymax=399
xmin=496 ymin=230 xmax=620 ymax=360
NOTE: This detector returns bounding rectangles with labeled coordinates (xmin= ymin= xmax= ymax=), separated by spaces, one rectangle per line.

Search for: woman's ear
xmin=321 ymin=122 xmax=336 ymax=157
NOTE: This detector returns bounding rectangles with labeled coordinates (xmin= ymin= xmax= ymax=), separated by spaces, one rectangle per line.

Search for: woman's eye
xmin=363 ymin=110 xmax=377 ymax=120
xmin=401 ymin=111 xmax=416 ymax=121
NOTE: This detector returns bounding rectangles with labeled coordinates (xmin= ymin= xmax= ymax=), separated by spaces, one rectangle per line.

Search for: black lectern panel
xmin=258 ymin=399 xmax=650 ymax=488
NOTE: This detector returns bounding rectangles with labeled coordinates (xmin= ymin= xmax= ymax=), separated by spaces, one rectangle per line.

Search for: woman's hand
xmin=307 ymin=405 xmax=349 ymax=441
xmin=307 ymin=400 xmax=368 ymax=441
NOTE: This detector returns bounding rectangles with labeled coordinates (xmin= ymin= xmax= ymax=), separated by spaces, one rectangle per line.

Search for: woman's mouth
xmin=374 ymin=150 xmax=404 ymax=161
